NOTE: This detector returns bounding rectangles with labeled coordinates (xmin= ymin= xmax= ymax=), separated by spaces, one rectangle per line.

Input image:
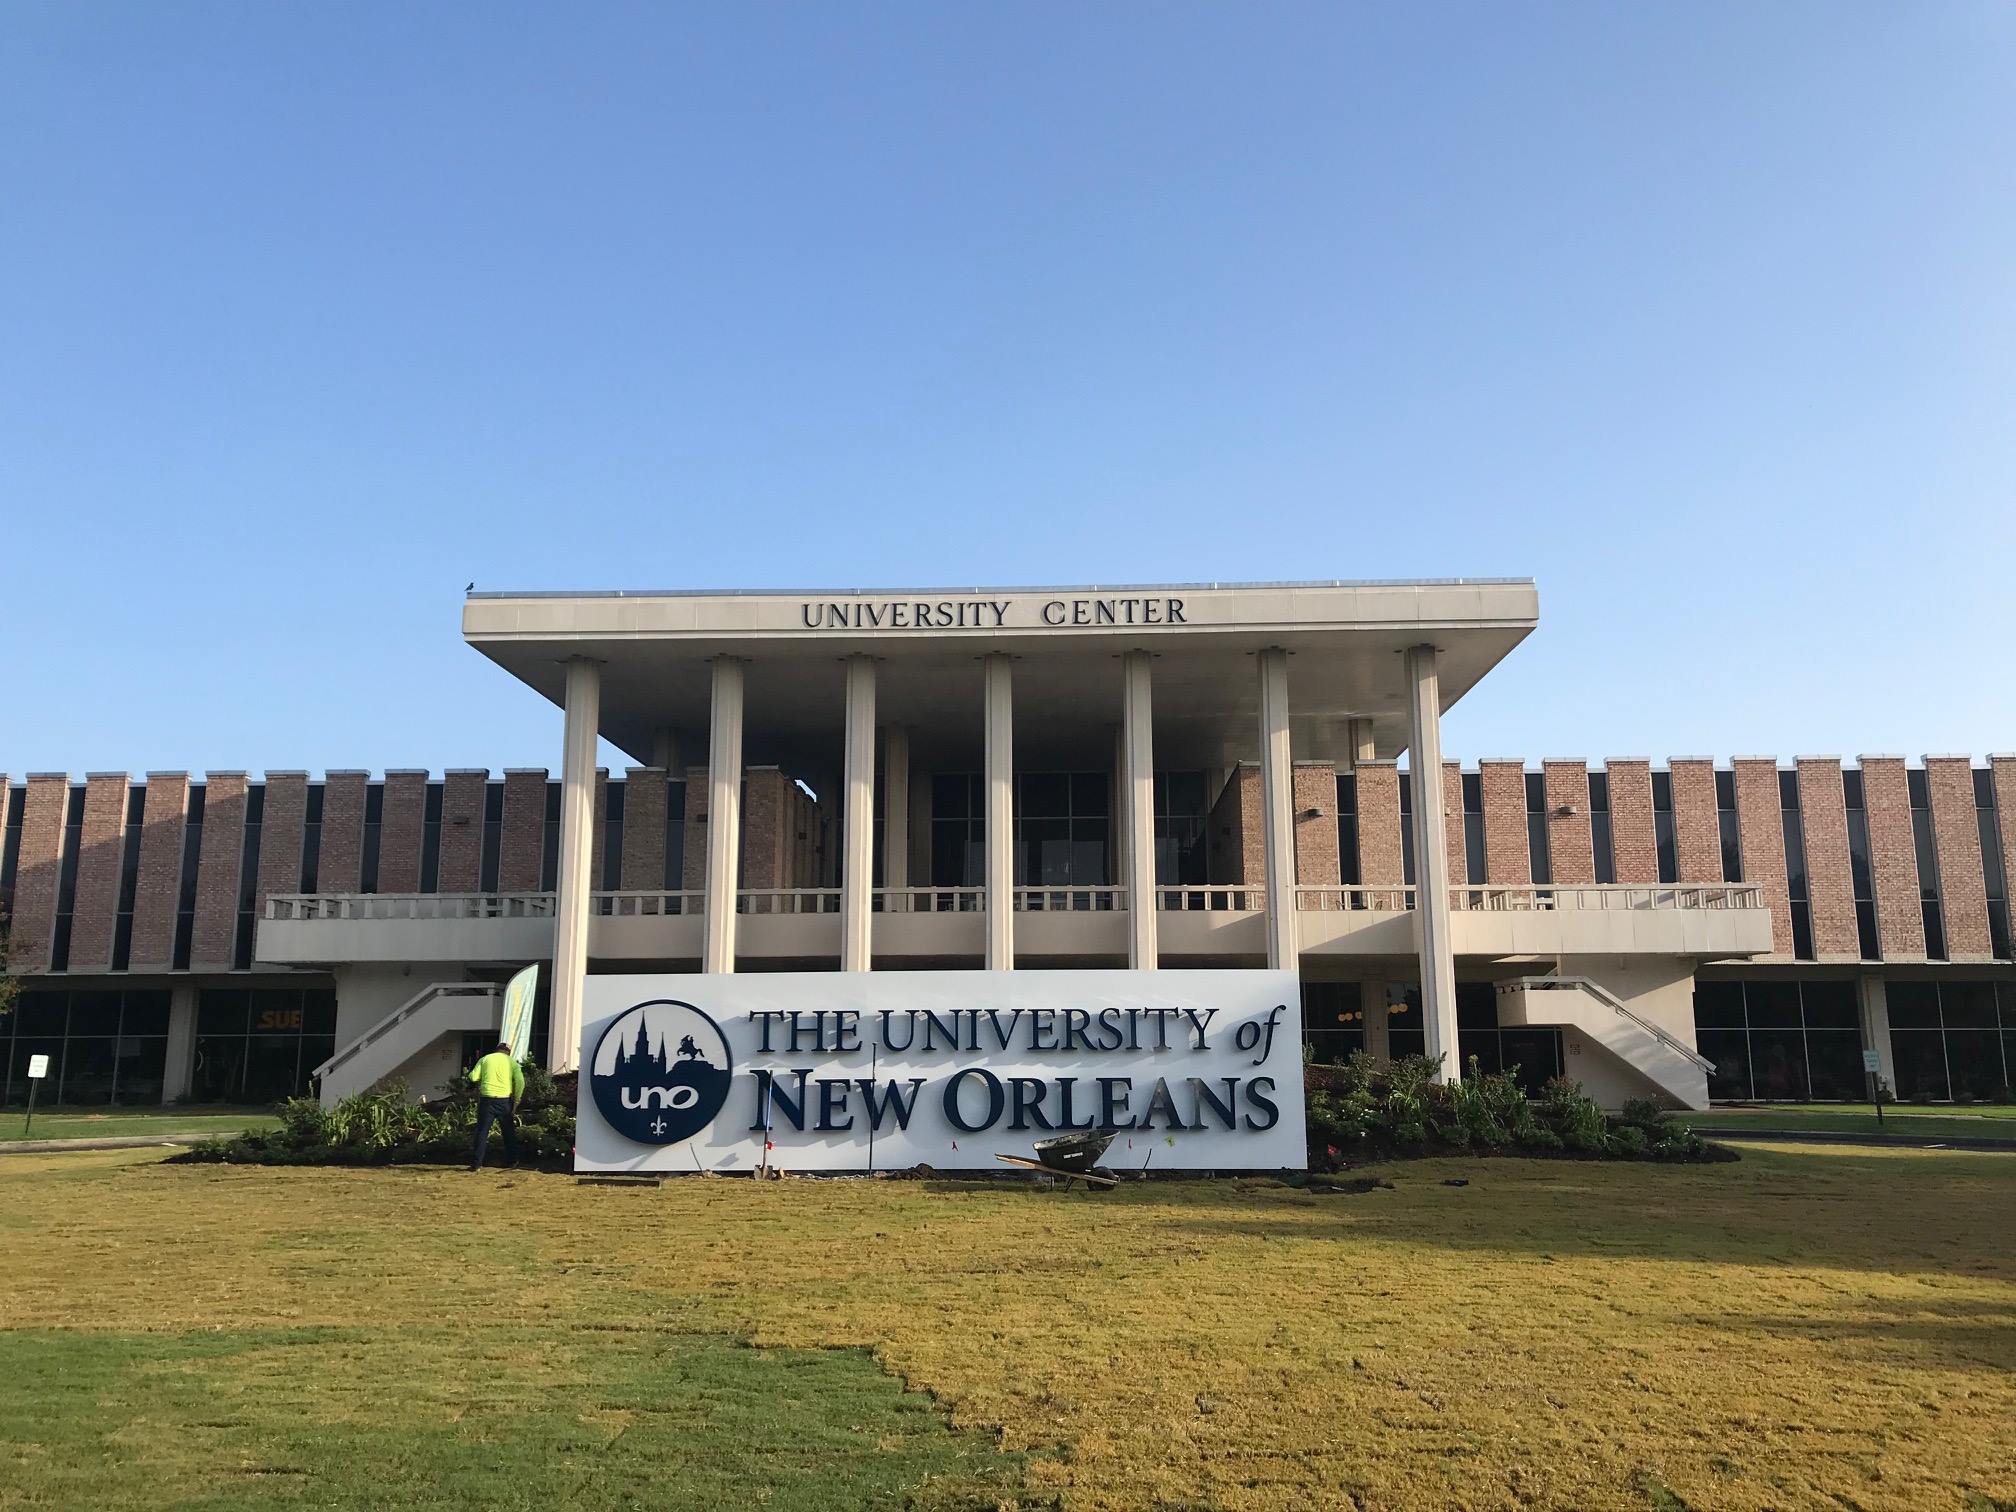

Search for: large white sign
xmin=574 ymin=970 xmax=1306 ymax=1174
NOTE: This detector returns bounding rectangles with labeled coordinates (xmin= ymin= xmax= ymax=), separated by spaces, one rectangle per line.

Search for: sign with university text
xmin=573 ymin=970 xmax=1305 ymax=1174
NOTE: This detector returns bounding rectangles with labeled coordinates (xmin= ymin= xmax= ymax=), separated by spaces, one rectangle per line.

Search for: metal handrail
xmin=311 ymin=981 xmax=498 ymax=1082
xmin=1497 ymin=975 xmax=1717 ymax=1073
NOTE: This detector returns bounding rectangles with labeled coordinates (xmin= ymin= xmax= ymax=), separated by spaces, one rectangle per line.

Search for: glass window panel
xmin=1746 ymin=1029 xmax=1811 ymax=1100
xmin=1495 ymin=1029 xmax=1563 ymax=1094
xmin=1798 ymin=980 xmax=1859 ymax=1028
xmin=197 ymin=990 xmax=251 ymax=1036
xmin=303 ymin=1035 xmax=336 ymax=1083
xmin=1071 ymin=771 xmax=1110 ymax=817
xmin=2002 ymin=981 xmax=2016 ymax=1028
xmin=112 ymin=1036 xmax=168 ymax=1105
xmin=68 ymin=991 xmax=124 ymax=1036
xmin=120 ymin=991 xmax=172 ymax=1035
xmin=1940 ymin=982 xmax=1999 ymax=1029
xmin=1020 ymin=773 xmax=1069 ymax=817
xmin=1744 ymin=980 xmax=1803 ymax=1028
xmin=931 ymin=773 xmax=969 ymax=819
xmin=60 ymin=1037 xmax=118 ymax=1106
xmin=1387 ymin=1029 xmax=1427 ymax=1061
xmin=1889 ymin=1032 xmax=1949 ymax=1101
xmin=1693 ymin=981 xmax=1746 ymax=1029
xmin=303 ymin=991 xmax=337 ymax=1037
xmin=1944 ymin=1031 xmax=2006 ymax=1102
xmin=1455 ymin=983 xmax=1498 ymax=1030
xmin=1803 ymin=1031 xmax=1866 ymax=1100
xmin=250 ymin=990 xmax=307 ymax=1035
xmin=1458 ymin=1029 xmax=1505 ymax=1078
xmin=14 ymin=991 xmax=68 ymax=1038
xmin=242 ymin=1036 xmax=304 ymax=1104
xmin=191 ymin=1036 xmax=248 ymax=1101
xmin=1885 ymin=981 xmax=1942 ymax=1029
xmin=1698 ymin=1030 xmax=1752 ymax=1101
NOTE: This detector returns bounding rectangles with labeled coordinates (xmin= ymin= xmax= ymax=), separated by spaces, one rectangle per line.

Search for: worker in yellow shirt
xmin=466 ymin=1040 xmax=526 ymax=1171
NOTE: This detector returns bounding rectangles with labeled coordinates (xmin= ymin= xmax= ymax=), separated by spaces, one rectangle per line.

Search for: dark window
xmin=0 ymin=783 xmax=25 ymax=918
xmin=540 ymin=782 xmax=563 ymax=891
xmin=300 ymin=782 xmax=324 ymax=893
xmin=1335 ymin=775 xmax=1361 ymax=887
xmin=191 ymin=986 xmax=336 ymax=1103
xmin=1974 ymin=768 xmax=2011 ymax=960
xmin=1300 ymin=980 xmax=1365 ymax=1065
xmin=1884 ymin=979 xmax=2014 ymax=1102
xmin=1460 ymin=772 xmax=1484 ymax=886
xmin=49 ymin=785 xmax=86 ymax=972
xmin=1015 ymin=770 xmax=1109 ymax=890
xmin=1843 ymin=769 xmax=1880 ymax=960
xmin=171 ymin=786 xmax=206 ymax=971
xmin=665 ymin=780 xmax=686 ymax=892
xmin=111 ymin=784 xmax=146 ymax=972
xmin=1651 ymin=770 xmax=1677 ymax=884
xmin=0 ymin=988 xmax=171 ymax=1107
xmin=1525 ymin=773 xmax=1552 ymax=886
xmin=1780 ymin=770 xmax=1813 ymax=961
xmin=1692 ymin=978 xmax=1878 ymax=1102
xmin=419 ymin=782 xmax=444 ymax=893
xmin=360 ymin=782 xmax=384 ymax=894
xmin=1907 ymin=768 xmax=1945 ymax=960
xmin=1398 ymin=772 xmax=1416 ymax=887
xmin=1715 ymin=769 xmax=1742 ymax=882
xmin=601 ymin=781 xmax=626 ymax=891
xmin=480 ymin=782 xmax=504 ymax=892
xmin=232 ymin=784 xmax=265 ymax=971
xmin=1152 ymin=771 xmax=1209 ymax=888
xmin=1588 ymin=772 xmax=1616 ymax=885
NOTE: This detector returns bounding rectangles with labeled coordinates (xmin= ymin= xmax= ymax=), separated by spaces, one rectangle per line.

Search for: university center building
xmin=3 ymin=579 xmax=2013 ymax=1113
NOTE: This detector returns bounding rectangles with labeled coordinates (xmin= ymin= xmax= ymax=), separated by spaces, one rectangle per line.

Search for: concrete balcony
xmin=258 ymin=881 xmax=1770 ymax=969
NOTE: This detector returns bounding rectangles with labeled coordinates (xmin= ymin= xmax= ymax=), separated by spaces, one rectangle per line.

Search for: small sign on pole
xmin=1862 ymin=1050 xmax=1885 ymax=1125
xmin=1861 ymin=1050 xmax=1881 ymax=1074
xmin=24 ymin=1054 xmax=50 ymax=1138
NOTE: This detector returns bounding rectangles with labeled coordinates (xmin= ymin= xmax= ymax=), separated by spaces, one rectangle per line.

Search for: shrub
xmin=1617 ymin=1098 xmax=1667 ymax=1131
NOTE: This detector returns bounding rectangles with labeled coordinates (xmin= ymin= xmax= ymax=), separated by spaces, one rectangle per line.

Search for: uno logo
xmin=589 ymin=999 xmax=733 ymax=1146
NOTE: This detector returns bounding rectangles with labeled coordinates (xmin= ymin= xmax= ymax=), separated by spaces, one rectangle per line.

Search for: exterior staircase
xmin=1495 ymin=975 xmax=1716 ymax=1110
xmin=311 ymin=981 xmax=501 ymax=1108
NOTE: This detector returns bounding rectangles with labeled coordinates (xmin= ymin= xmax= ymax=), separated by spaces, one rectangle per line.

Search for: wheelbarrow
xmin=993 ymin=1129 xmax=1120 ymax=1190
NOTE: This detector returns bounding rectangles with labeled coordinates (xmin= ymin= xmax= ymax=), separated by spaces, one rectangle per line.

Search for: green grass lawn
xmin=0 ymin=1107 xmax=278 ymax=1143
xmin=1701 ymin=1101 xmax=2016 ymax=1142
xmin=2 ymin=1144 xmax=2013 ymax=1511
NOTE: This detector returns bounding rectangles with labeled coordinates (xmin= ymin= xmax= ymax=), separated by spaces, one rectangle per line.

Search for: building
xmin=3 ymin=579 xmax=2012 ymax=1113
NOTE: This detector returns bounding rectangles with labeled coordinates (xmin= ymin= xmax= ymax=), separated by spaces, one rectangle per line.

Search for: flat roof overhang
xmin=462 ymin=579 xmax=1538 ymax=774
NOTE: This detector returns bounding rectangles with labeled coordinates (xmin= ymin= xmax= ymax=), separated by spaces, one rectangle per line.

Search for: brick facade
xmin=1207 ymin=765 xmax=1265 ymax=885
xmin=499 ymin=770 xmax=548 ymax=892
xmin=1605 ymin=760 xmax=1658 ymax=884
xmin=1669 ymin=758 xmax=1723 ymax=882
xmin=376 ymin=770 xmax=428 ymax=894
xmin=436 ymin=770 xmax=487 ymax=893
xmin=681 ymin=766 xmax=711 ymax=891
xmin=65 ymin=774 xmax=131 ymax=971
xmin=126 ymin=774 xmax=188 ymax=969
xmin=1995 ymin=757 xmax=2016 ymax=948
xmin=317 ymin=772 xmax=368 ymax=895
xmin=1732 ymin=759 xmax=1793 ymax=956
xmin=1860 ymin=756 xmax=1925 ymax=959
xmin=1924 ymin=755 xmax=1991 ymax=959
xmin=1541 ymin=761 xmax=1594 ymax=884
xmin=1479 ymin=760 xmax=1530 ymax=885
xmin=1355 ymin=762 xmax=1404 ymax=888
xmin=619 ymin=768 xmax=668 ymax=891
xmin=1292 ymin=762 xmax=1341 ymax=887
xmin=1441 ymin=763 xmax=1466 ymax=896
xmin=1795 ymin=759 xmax=1858 ymax=960
xmin=254 ymin=772 xmax=308 ymax=917
xmin=10 ymin=776 xmax=70 ymax=971
xmin=189 ymin=772 xmax=247 ymax=969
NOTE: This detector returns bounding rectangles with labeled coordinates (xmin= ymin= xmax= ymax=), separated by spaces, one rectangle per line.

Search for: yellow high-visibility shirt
xmin=468 ymin=1052 xmax=525 ymax=1100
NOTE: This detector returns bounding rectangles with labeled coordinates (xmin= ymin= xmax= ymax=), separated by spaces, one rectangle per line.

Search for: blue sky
xmin=4 ymin=4 xmax=2011 ymax=776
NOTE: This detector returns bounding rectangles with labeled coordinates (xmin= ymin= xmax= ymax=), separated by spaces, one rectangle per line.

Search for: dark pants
xmin=471 ymin=1097 xmax=519 ymax=1170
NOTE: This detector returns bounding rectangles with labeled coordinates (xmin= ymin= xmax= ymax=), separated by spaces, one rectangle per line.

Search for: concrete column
xmin=841 ymin=657 xmax=877 ymax=970
xmin=882 ymin=725 xmax=910 ymax=896
xmin=704 ymin=659 xmax=745 ymax=973
xmin=1857 ymin=973 xmax=1896 ymax=1092
xmin=1406 ymin=644 xmax=1459 ymax=1083
xmin=1346 ymin=718 xmax=1375 ymax=774
xmin=1257 ymin=648 xmax=1297 ymax=969
xmin=983 ymin=654 xmax=1014 ymax=969
xmin=1122 ymin=651 xmax=1158 ymax=967
xmin=650 ymin=727 xmax=681 ymax=774
xmin=1360 ymin=979 xmax=1389 ymax=1065
xmin=161 ymin=984 xmax=198 ymax=1103
xmin=549 ymin=656 xmax=601 ymax=1072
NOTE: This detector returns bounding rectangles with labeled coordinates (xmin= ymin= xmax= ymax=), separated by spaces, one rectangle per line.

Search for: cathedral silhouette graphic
xmin=590 ymin=1000 xmax=733 ymax=1146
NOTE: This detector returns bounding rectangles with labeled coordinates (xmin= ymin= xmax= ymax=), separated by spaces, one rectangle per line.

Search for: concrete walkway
xmin=1696 ymin=1127 xmax=2016 ymax=1153
xmin=0 ymin=1132 xmax=223 ymax=1156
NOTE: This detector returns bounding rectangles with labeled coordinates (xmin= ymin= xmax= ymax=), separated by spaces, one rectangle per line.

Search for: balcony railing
xmin=268 ymin=880 xmax=1769 ymax=924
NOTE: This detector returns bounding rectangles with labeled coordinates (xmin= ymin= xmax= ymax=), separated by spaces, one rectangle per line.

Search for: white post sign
xmin=574 ymin=969 xmax=1306 ymax=1174
xmin=26 ymin=1054 xmax=50 ymax=1080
